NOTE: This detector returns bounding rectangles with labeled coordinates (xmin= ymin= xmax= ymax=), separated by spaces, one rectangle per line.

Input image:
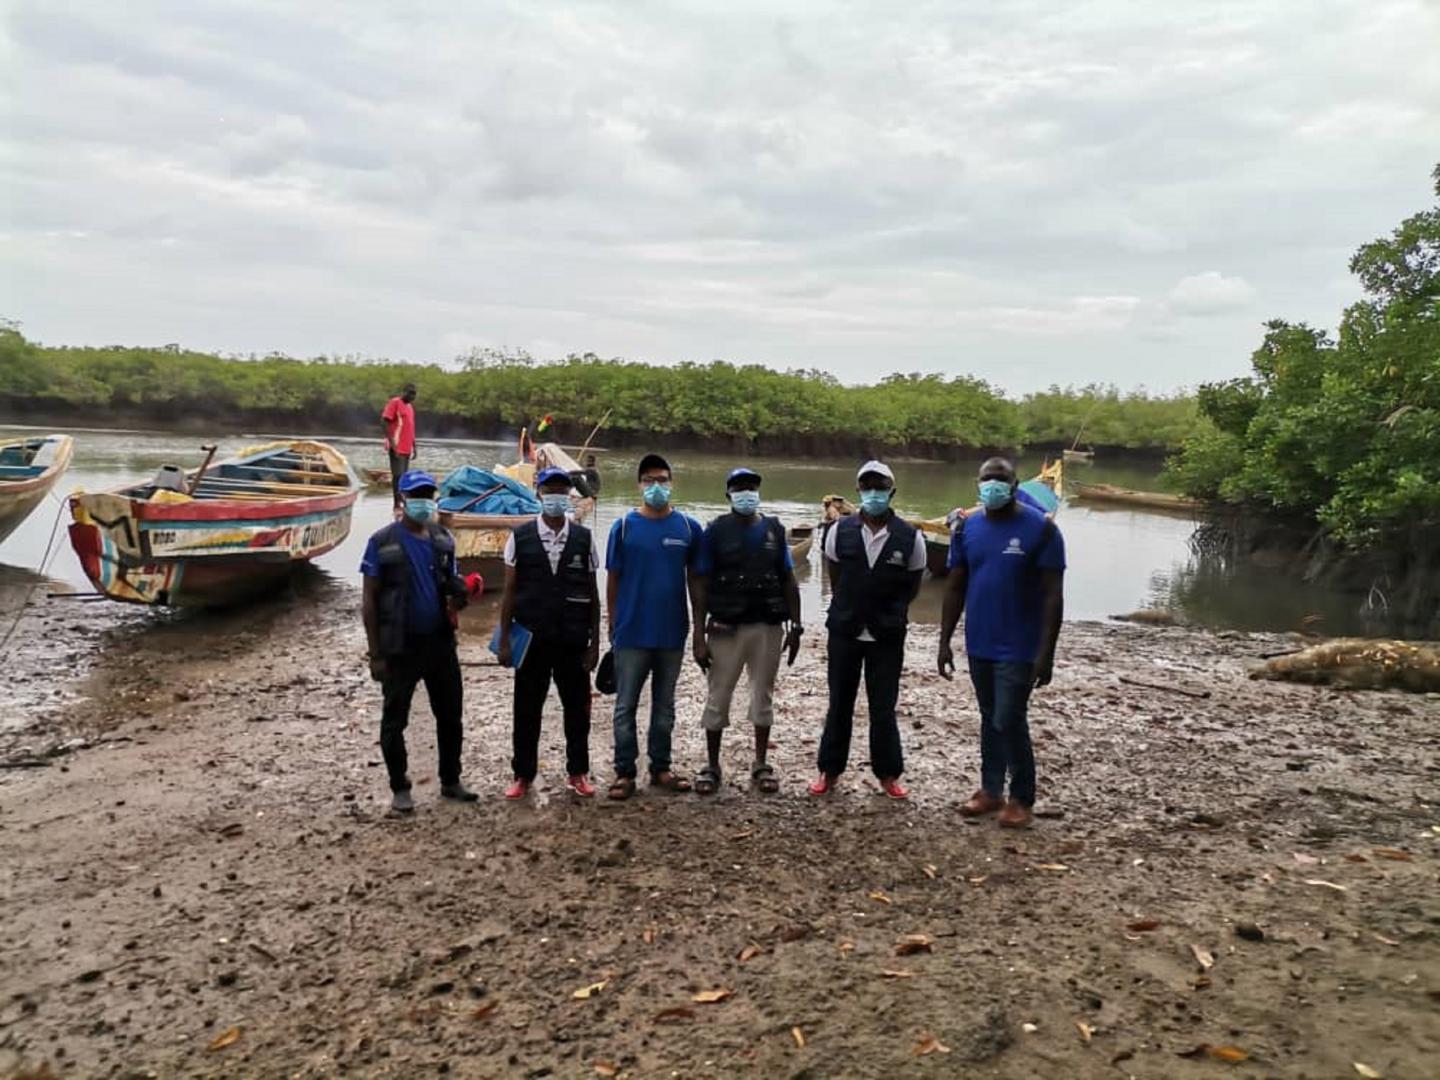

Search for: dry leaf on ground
xmin=573 ymin=981 xmax=608 ymax=1000
xmin=1353 ymin=1064 xmax=1383 ymax=1078
xmin=922 ymin=863 xmax=938 ymax=879
xmin=1373 ymin=848 xmax=1411 ymax=862
xmin=1034 ymin=863 xmax=1069 ymax=872
xmin=654 ymin=1006 xmax=696 ymax=1023
xmin=1304 ymin=879 xmax=1348 ymax=892
xmin=837 ymin=941 xmax=855 ymax=953
xmin=642 ymin=928 xmax=656 ymax=945
xmin=471 ymin=1001 xmax=498 ymax=1021
xmin=791 ymin=1026 xmax=806 ymax=1048
xmin=207 ymin=1027 xmax=242 ymax=1052
xmin=738 ymin=944 xmax=763 ymax=963
xmin=868 ymin=890 xmax=893 ymax=904
xmin=1127 ymin=919 xmax=1162 ymax=932
xmin=895 ymin=934 xmax=934 ymax=955
xmin=594 ymin=1063 xmax=619 ymax=1077
xmin=1190 ymin=944 xmax=1215 ymax=971
xmin=692 ymin=988 xmax=733 ymax=1004
xmin=881 ymin=969 xmax=916 ymax=979
xmin=1076 ymin=1021 xmax=1095 ymax=1044
xmin=914 ymin=1034 xmax=951 ymax=1056
xmin=1209 ymin=1045 xmax=1250 ymax=1062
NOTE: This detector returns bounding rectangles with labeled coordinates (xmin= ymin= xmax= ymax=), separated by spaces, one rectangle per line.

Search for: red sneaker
xmin=880 ymin=777 xmax=909 ymax=800
xmin=504 ymin=778 xmax=530 ymax=800
xmin=566 ymin=774 xmax=596 ymax=798
xmin=808 ymin=773 xmax=837 ymax=796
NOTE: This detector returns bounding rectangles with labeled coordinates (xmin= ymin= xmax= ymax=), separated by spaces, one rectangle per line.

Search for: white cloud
xmin=2 ymin=0 xmax=1438 ymax=391
xmin=1167 ymin=272 xmax=1258 ymax=316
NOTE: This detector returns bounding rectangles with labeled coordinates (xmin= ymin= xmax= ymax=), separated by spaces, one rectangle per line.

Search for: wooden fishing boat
xmin=361 ymin=467 xmax=392 ymax=489
xmin=0 ymin=434 xmax=74 ymax=545
xmin=68 ymin=440 xmax=359 ymax=607
xmin=787 ymin=524 xmax=815 ymax=563
xmin=1062 ymin=448 xmax=1094 ymax=463
xmin=1070 ymin=481 xmax=1202 ymax=514
xmin=444 ymin=444 xmax=596 ymax=577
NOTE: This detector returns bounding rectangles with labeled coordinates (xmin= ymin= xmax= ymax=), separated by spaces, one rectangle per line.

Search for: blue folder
xmin=488 ymin=621 xmax=532 ymax=669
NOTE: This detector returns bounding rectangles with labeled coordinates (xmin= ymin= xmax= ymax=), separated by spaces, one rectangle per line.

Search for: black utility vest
xmin=824 ymin=513 xmax=918 ymax=641
xmin=511 ymin=519 xmax=594 ymax=646
xmin=706 ymin=513 xmax=789 ymax=625
xmin=374 ymin=521 xmax=461 ymax=656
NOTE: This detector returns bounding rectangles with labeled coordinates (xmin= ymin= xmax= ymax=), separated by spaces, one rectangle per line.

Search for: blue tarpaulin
xmin=437 ymin=466 xmax=541 ymax=515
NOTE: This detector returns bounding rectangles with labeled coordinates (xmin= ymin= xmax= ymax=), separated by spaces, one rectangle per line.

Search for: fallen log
xmin=1250 ymin=638 xmax=1440 ymax=693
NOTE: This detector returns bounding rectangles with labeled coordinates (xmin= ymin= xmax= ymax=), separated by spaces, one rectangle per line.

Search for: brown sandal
xmin=649 ymin=770 xmax=693 ymax=793
xmin=608 ymin=777 xmax=636 ymax=801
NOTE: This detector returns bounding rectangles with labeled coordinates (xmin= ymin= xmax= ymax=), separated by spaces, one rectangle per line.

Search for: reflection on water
xmin=0 ymin=424 xmax=1402 ymax=637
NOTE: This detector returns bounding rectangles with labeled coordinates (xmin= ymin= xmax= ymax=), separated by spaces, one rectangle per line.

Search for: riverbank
xmin=1 ymin=594 xmax=1437 ymax=1078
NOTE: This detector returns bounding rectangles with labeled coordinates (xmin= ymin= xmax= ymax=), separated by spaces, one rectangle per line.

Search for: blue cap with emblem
xmin=397 ymin=469 xmax=439 ymax=493
xmin=534 ymin=466 xmax=572 ymax=488
xmin=725 ymin=467 xmax=762 ymax=489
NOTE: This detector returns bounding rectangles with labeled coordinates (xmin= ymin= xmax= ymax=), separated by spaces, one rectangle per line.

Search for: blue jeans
xmin=612 ymin=647 xmax=683 ymax=780
xmin=968 ymin=658 xmax=1036 ymax=806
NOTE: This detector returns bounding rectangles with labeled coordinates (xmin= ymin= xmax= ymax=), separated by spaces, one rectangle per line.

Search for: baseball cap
xmin=397 ymin=469 xmax=438 ymax=494
xmin=535 ymin=466 xmax=572 ymax=488
xmin=725 ymin=467 xmax=762 ymax=488
xmin=637 ymin=453 xmax=671 ymax=480
xmin=856 ymin=460 xmax=895 ymax=483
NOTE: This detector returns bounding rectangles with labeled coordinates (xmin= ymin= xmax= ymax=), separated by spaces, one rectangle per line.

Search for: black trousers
xmin=380 ymin=634 xmax=463 ymax=792
xmin=512 ymin=636 xmax=591 ymax=781
xmin=388 ymin=449 xmax=411 ymax=504
xmin=817 ymin=632 xmax=905 ymax=779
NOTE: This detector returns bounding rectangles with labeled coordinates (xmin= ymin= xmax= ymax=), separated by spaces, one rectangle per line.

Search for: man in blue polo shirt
xmin=937 ymin=457 xmax=1066 ymax=829
xmin=604 ymin=452 xmax=704 ymax=799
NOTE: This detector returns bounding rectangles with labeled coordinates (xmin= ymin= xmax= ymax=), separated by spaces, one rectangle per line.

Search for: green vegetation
xmin=0 ymin=326 xmax=1198 ymax=453
xmin=1169 ymin=163 xmax=1440 ymax=549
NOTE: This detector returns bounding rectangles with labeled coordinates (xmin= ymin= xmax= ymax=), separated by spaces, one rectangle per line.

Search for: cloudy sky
xmin=4 ymin=1 xmax=1437 ymax=394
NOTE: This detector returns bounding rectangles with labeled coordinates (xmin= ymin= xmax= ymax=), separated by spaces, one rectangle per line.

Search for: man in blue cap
xmin=690 ymin=467 xmax=802 ymax=795
xmin=360 ymin=470 xmax=479 ymax=813
xmin=496 ymin=466 xmax=600 ymax=799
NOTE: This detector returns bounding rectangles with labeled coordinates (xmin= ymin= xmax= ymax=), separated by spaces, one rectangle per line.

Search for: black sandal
xmin=695 ymin=765 xmax=721 ymax=796
xmin=751 ymin=763 xmax=779 ymax=794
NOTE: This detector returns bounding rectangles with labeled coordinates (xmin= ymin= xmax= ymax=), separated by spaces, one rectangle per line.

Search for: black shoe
xmin=441 ymin=782 xmax=479 ymax=803
xmin=391 ymin=789 xmax=415 ymax=814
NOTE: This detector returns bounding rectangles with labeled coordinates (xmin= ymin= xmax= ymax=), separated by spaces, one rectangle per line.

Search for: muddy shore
xmin=1 ymin=591 xmax=1437 ymax=1079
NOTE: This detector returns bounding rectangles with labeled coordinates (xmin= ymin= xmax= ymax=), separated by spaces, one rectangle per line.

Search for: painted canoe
xmin=0 ymin=434 xmax=75 ymax=546
xmin=361 ymin=467 xmax=392 ymax=489
xmin=68 ymin=440 xmax=359 ymax=607
xmin=443 ymin=445 xmax=596 ymax=577
xmin=787 ymin=524 xmax=815 ymax=564
xmin=1070 ymin=481 xmax=1203 ymax=514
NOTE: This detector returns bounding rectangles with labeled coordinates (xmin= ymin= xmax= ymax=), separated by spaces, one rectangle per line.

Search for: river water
xmin=0 ymin=425 xmax=1388 ymax=638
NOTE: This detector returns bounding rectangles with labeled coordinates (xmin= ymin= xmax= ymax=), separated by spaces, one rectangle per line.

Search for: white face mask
xmin=540 ymin=493 xmax=571 ymax=517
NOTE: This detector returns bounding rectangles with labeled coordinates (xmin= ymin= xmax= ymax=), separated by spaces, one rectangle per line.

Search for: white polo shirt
xmin=503 ymin=515 xmax=600 ymax=575
xmin=823 ymin=515 xmax=928 ymax=641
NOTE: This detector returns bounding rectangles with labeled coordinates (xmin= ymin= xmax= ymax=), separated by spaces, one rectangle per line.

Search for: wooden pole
xmin=187 ymin=444 xmax=219 ymax=495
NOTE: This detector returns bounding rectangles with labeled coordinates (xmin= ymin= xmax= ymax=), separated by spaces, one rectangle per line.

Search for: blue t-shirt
xmin=360 ymin=526 xmax=451 ymax=635
xmin=947 ymin=504 xmax=1065 ymax=662
xmin=695 ymin=514 xmax=795 ymax=577
xmin=606 ymin=510 xmax=703 ymax=650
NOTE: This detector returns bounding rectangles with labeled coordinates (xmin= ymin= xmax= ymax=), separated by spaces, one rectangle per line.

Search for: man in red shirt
xmin=382 ymin=383 xmax=418 ymax=506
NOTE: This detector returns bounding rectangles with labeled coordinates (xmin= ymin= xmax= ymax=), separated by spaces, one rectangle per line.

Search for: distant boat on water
xmin=0 ymin=434 xmax=74 ymax=546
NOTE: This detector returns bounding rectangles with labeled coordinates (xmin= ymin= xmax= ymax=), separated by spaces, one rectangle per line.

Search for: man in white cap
xmin=812 ymin=461 xmax=926 ymax=799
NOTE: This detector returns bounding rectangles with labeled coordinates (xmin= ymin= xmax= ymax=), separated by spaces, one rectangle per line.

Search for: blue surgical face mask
xmin=859 ymin=488 xmax=892 ymax=515
xmin=642 ymin=482 xmax=671 ymax=509
xmin=978 ymin=479 xmax=1014 ymax=510
xmin=729 ymin=490 xmax=761 ymax=516
xmin=404 ymin=497 xmax=437 ymax=523
xmin=540 ymin=493 xmax=570 ymax=518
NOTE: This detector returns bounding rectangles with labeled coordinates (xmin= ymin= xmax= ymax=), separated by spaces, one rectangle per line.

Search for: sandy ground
xmin=1 ymin=582 xmax=1438 ymax=1080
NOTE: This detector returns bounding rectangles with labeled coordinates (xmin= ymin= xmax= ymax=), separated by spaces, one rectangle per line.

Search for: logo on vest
xmin=568 ymin=555 xmax=584 ymax=569
xmin=1004 ymin=537 xmax=1025 ymax=556
xmin=887 ymin=550 xmax=906 ymax=565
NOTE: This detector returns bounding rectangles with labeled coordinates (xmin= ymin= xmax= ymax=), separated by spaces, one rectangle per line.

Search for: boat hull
xmin=0 ymin=435 xmax=75 ymax=545
xmin=443 ymin=496 xmax=596 ymax=581
xmin=68 ymin=439 xmax=358 ymax=607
